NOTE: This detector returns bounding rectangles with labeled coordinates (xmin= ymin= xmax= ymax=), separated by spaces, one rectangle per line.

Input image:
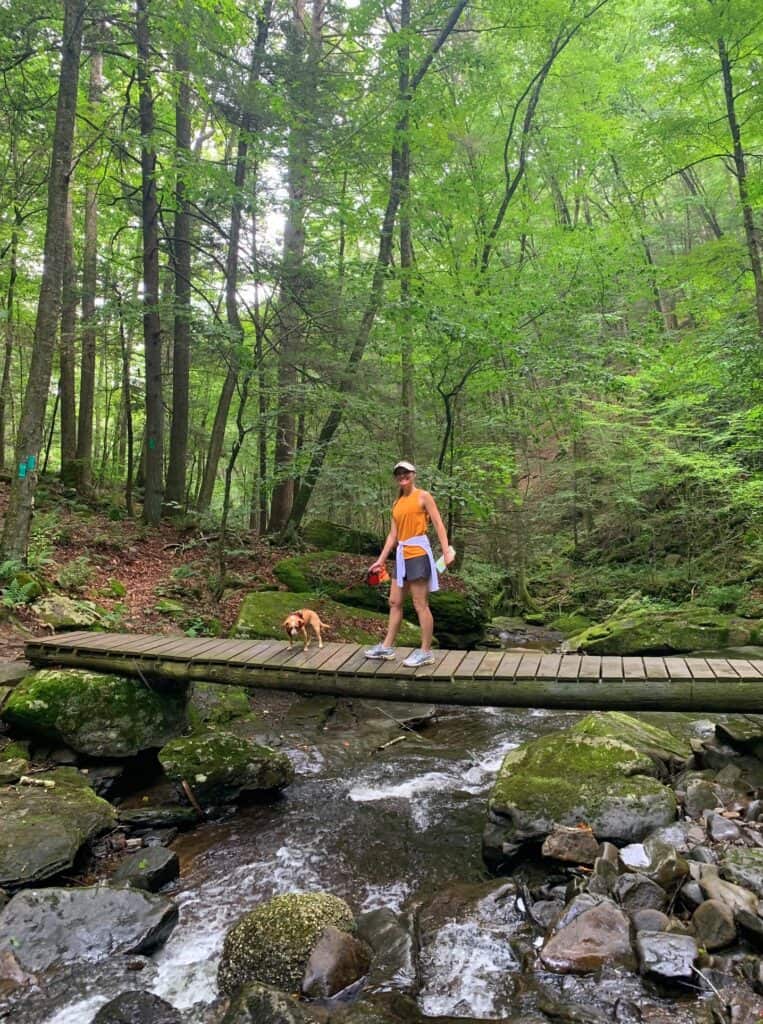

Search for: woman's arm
xmin=421 ymin=491 xmax=455 ymax=565
xmin=370 ymin=518 xmax=398 ymax=571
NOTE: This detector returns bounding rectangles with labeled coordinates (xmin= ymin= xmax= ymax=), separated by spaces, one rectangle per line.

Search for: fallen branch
xmin=181 ymin=778 xmax=205 ymax=819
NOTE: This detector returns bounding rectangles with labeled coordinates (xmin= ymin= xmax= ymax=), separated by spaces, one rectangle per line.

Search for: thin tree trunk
xmin=717 ymin=36 xmax=763 ymax=335
xmin=136 ymin=0 xmax=164 ymax=524
xmin=59 ymin=191 xmax=78 ymax=481
xmin=398 ymin=0 xmax=415 ymax=460
xmin=1 ymin=0 xmax=85 ymax=560
xmin=165 ymin=27 xmax=192 ymax=510
xmin=285 ymin=0 xmax=469 ymax=533
xmin=115 ymin=287 xmax=135 ymax=517
xmin=75 ymin=47 xmax=102 ymax=494
xmin=0 ymin=214 xmax=19 ymax=470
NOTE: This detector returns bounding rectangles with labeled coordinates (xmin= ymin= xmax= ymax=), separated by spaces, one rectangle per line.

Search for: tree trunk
xmin=717 ymin=36 xmax=763 ymax=335
xmin=1 ymin=0 xmax=85 ymax=560
xmin=59 ymin=192 xmax=77 ymax=481
xmin=398 ymin=0 xmax=415 ymax=460
xmin=0 ymin=214 xmax=19 ymax=470
xmin=136 ymin=0 xmax=164 ymax=524
xmin=165 ymin=30 xmax=192 ymax=511
xmin=285 ymin=0 xmax=469 ymax=533
xmin=75 ymin=47 xmax=102 ymax=494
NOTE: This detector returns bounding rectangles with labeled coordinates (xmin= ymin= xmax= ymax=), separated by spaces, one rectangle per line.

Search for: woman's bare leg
xmin=409 ymin=579 xmax=433 ymax=651
xmin=383 ymin=579 xmax=407 ymax=648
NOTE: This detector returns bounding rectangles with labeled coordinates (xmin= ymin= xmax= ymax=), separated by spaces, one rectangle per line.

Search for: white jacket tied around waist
xmin=395 ymin=535 xmax=440 ymax=591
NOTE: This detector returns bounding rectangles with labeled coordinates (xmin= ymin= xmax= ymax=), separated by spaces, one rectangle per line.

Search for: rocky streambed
xmin=2 ymin=660 xmax=763 ymax=1023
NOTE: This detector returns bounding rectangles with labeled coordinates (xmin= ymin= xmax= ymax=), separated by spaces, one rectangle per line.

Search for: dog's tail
xmin=319 ymin=619 xmax=331 ymax=629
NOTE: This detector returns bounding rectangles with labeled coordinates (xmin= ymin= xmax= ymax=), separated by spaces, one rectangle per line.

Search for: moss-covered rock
xmin=566 ymin=605 xmax=762 ymax=655
xmin=0 ymin=767 xmax=116 ymax=888
xmin=2 ymin=669 xmax=188 ymax=758
xmin=32 ymin=594 xmax=101 ymax=629
xmin=217 ymin=891 xmax=355 ymax=995
xmin=301 ymin=520 xmax=381 ymax=556
xmin=428 ymin=590 xmax=488 ymax=648
xmin=188 ymin=683 xmax=253 ymax=729
xmin=233 ymin=590 xmax=420 ymax=646
xmin=483 ymin=718 xmax=677 ymax=870
xmin=273 ymin=552 xmax=347 ymax=594
xmin=158 ymin=730 xmax=294 ymax=804
xmin=572 ymin=711 xmax=692 ymax=765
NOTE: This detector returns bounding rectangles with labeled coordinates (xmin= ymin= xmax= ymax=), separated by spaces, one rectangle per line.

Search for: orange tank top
xmin=392 ymin=489 xmax=429 ymax=559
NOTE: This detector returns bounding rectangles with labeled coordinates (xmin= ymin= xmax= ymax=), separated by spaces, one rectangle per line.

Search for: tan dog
xmin=282 ymin=608 xmax=330 ymax=651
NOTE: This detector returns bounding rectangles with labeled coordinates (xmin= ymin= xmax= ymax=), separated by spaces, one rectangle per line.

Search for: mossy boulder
xmin=233 ymin=590 xmax=420 ymax=646
xmin=302 ymin=520 xmax=380 ymax=556
xmin=188 ymin=683 xmax=253 ymax=729
xmin=428 ymin=590 xmax=488 ymax=648
xmin=0 ymin=767 xmax=116 ymax=888
xmin=2 ymin=669 xmax=188 ymax=758
xmin=572 ymin=711 xmax=692 ymax=766
xmin=483 ymin=716 xmax=677 ymax=870
xmin=158 ymin=730 xmax=294 ymax=804
xmin=217 ymin=891 xmax=355 ymax=995
xmin=32 ymin=594 xmax=101 ymax=629
xmin=273 ymin=551 xmax=349 ymax=594
xmin=566 ymin=605 xmax=763 ymax=656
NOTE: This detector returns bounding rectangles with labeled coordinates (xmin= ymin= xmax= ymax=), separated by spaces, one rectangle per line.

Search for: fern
xmin=2 ymin=579 xmax=37 ymax=608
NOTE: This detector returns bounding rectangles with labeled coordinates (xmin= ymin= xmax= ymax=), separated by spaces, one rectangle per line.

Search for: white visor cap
xmin=393 ymin=460 xmax=416 ymax=474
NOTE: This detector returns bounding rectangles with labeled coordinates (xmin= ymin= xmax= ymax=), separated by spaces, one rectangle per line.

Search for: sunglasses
xmin=394 ymin=471 xmax=413 ymax=479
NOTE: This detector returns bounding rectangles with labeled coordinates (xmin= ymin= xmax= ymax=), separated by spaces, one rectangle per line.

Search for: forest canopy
xmin=0 ymin=0 xmax=761 ymax=614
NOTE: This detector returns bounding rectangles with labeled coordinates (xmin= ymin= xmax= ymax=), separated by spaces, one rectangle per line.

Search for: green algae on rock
xmin=217 ymin=891 xmax=355 ymax=995
xmin=571 ymin=711 xmax=692 ymax=766
xmin=2 ymin=669 xmax=188 ymax=758
xmin=0 ymin=767 xmax=116 ymax=888
xmin=483 ymin=718 xmax=677 ymax=871
xmin=158 ymin=730 xmax=294 ymax=804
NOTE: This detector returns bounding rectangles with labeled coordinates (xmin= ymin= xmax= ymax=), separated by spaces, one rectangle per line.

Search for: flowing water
xmin=10 ymin=647 xmax=763 ymax=1023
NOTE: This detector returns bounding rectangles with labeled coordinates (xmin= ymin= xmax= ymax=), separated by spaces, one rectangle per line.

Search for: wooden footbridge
xmin=22 ymin=631 xmax=763 ymax=711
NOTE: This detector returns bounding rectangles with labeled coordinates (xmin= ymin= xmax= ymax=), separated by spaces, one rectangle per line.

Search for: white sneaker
xmin=402 ymin=649 xmax=435 ymax=668
xmin=364 ymin=644 xmax=395 ymax=660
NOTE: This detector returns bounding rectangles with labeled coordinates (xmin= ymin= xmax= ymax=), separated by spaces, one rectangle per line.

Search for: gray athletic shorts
xmin=400 ymin=554 xmax=431 ymax=582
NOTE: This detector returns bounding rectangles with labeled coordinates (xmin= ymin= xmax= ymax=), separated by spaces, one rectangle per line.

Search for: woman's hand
xmin=444 ymin=546 xmax=456 ymax=568
xmin=369 ymin=558 xmax=384 ymax=573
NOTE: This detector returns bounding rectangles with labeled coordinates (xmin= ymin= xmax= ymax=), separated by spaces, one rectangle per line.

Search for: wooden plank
xmin=246 ymin=641 xmax=291 ymax=666
xmin=283 ymin=641 xmax=339 ymax=671
xmin=336 ymin=647 xmax=381 ymax=676
xmin=40 ymin=630 xmax=94 ymax=647
xmin=665 ymin=657 xmax=693 ymax=680
xmin=456 ymin=650 xmax=487 ymax=678
xmin=685 ymin=658 xmax=716 ymax=680
xmin=733 ymin=659 xmax=763 ymax=679
xmin=376 ymin=649 xmax=416 ymax=676
xmin=118 ymin=635 xmax=189 ymax=655
xmin=705 ymin=658 xmax=740 ymax=679
xmin=516 ymin=652 xmax=542 ymax=678
xmin=473 ymin=651 xmax=503 ymax=678
xmin=354 ymin=653 xmax=388 ymax=676
xmin=600 ymin=656 xmax=623 ymax=680
xmin=579 ymin=656 xmax=602 ymax=681
xmin=315 ymin=644 xmax=361 ymax=673
xmin=557 ymin=656 xmax=581 ymax=680
xmin=196 ymin=639 xmax=269 ymax=662
xmin=226 ymin=640 xmax=280 ymax=664
xmin=59 ymin=632 xmax=133 ymax=652
xmin=643 ymin=657 xmax=669 ymax=680
xmin=622 ymin=657 xmax=645 ymax=680
xmin=189 ymin=638 xmax=247 ymax=661
xmin=261 ymin=643 xmax=308 ymax=668
xmin=536 ymin=654 xmax=562 ymax=679
xmin=141 ymin=636 xmax=209 ymax=658
xmin=494 ymin=652 xmax=523 ymax=679
xmin=428 ymin=649 xmax=467 ymax=680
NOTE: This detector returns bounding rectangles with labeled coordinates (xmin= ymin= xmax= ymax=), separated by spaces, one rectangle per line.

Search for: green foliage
xmin=56 ymin=556 xmax=93 ymax=593
xmin=1 ymin=578 xmax=38 ymax=608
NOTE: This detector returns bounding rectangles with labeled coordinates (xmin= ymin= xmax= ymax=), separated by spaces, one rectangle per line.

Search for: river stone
xmin=720 ymin=849 xmax=763 ymax=897
xmin=111 ymin=846 xmax=179 ymax=892
xmin=540 ymin=898 xmax=634 ymax=974
xmin=641 ymin=837 xmax=689 ymax=889
xmin=715 ymin=719 xmax=763 ymax=760
xmin=572 ymin=712 xmax=692 ymax=766
xmin=566 ymin=606 xmax=762 ymax=656
xmin=614 ymin=873 xmax=667 ymax=911
xmin=684 ymin=779 xmax=720 ymax=819
xmin=484 ymin=722 xmax=676 ymax=868
xmin=93 ymin=991 xmax=182 ymax=1024
xmin=2 ymin=669 xmax=188 ymax=758
xmin=698 ymin=867 xmax=758 ymax=915
xmin=32 ymin=595 xmax=101 ymax=629
xmin=631 ymin=909 xmax=669 ymax=933
xmin=542 ymin=825 xmax=600 ymax=865
xmin=0 ymin=885 xmax=178 ymax=972
xmin=222 ymin=981 xmax=319 ymax=1024
xmin=217 ymin=891 xmax=355 ymax=996
xmin=0 ymin=757 xmax=28 ymax=785
xmin=691 ymin=899 xmax=736 ymax=951
xmin=356 ymin=908 xmax=415 ymax=992
xmin=636 ymin=931 xmax=698 ymax=981
xmin=159 ymin=730 xmax=294 ymax=804
xmin=0 ymin=767 xmax=116 ymax=888
xmin=301 ymin=924 xmax=372 ymax=997
xmin=736 ymin=908 xmax=763 ymax=948
xmin=117 ymin=806 xmax=199 ymax=832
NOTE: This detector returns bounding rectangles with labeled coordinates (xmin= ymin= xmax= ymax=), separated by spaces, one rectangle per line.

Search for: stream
xmin=7 ymin=644 xmax=763 ymax=1024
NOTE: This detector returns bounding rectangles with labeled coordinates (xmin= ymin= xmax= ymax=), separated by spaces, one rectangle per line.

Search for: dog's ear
xmin=281 ymin=617 xmax=290 ymax=627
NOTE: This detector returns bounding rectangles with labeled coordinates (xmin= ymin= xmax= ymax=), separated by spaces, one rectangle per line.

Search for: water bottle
xmin=435 ymin=546 xmax=455 ymax=573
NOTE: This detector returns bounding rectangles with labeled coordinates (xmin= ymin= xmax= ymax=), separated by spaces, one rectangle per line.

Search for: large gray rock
xmin=301 ymin=925 xmax=371 ymax=997
xmin=111 ymin=846 xmax=179 ymax=892
xmin=720 ymin=848 xmax=763 ymax=897
xmin=93 ymin=991 xmax=182 ymax=1024
xmin=0 ymin=767 xmax=116 ymax=888
xmin=2 ymin=669 xmax=188 ymax=758
xmin=484 ymin=716 xmax=676 ymax=868
xmin=32 ymin=595 xmax=101 ymax=629
xmin=636 ymin=931 xmax=697 ymax=981
xmin=218 ymin=892 xmax=355 ymax=996
xmin=540 ymin=896 xmax=634 ymax=974
xmin=691 ymin=899 xmax=736 ymax=951
xmin=0 ymin=885 xmax=178 ymax=973
xmin=159 ymin=730 xmax=294 ymax=804
xmin=222 ymin=982 xmax=319 ymax=1024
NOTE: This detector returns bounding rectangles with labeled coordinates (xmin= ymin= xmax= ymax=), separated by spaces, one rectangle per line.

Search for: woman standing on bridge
xmin=364 ymin=460 xmax=455 ymax=668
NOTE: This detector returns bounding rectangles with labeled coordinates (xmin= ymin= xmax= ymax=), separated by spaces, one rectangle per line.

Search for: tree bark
xmin=398 ymin=0 xmax=416 ymax=460
xmin=75 ymin=47 xmax=103 ymax=494
xmin=717 ymin=36 xmax=763 ymax=336
xmin=285 ymin=0 xmax=469 ymax=532
xmin=0 ymin=213 xmax=19 ymax=471
xmin=59 ymin=191 xmax=77 ymax=482
xmin=1 ymin=0 xmax=85 ymax=560
xmin=136 ymin=0 xmax=164 ymax=524
xmin=165 ymin=26 xmax=192 ymax=510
